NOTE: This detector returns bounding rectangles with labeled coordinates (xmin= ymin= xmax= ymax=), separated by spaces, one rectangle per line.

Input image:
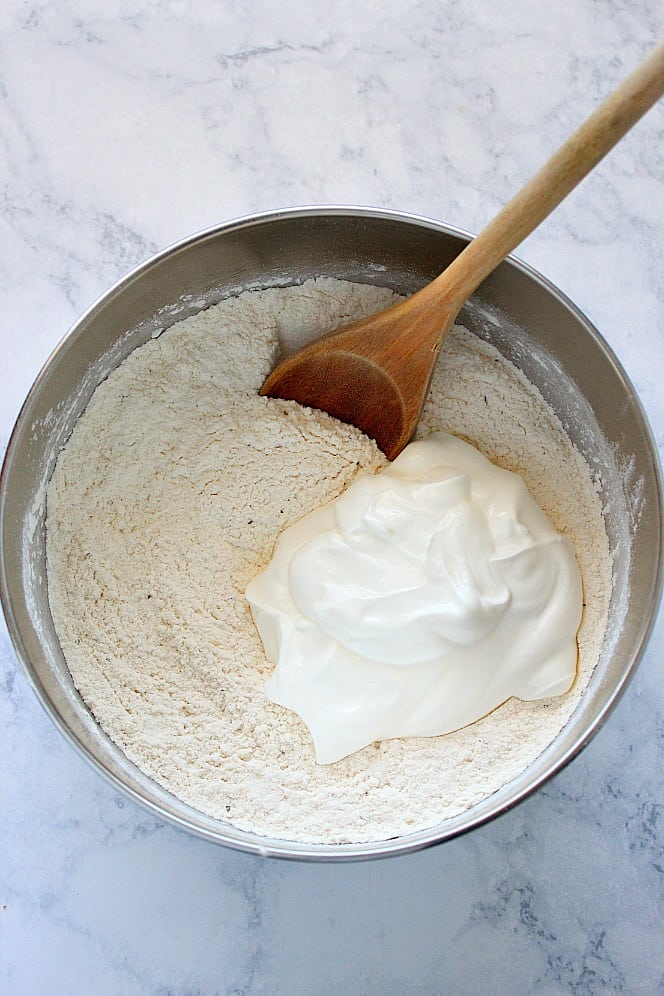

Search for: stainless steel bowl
xmin=1 ymin=207 xmax=662 ymax=860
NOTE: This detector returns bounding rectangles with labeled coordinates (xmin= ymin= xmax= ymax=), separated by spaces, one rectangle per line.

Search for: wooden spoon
xmin=260 ymin=41 xmax=664 ymax=460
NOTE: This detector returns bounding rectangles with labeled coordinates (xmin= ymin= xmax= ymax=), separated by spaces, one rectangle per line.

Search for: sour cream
xmin=246 ymin=432 xmax=583 ymax=764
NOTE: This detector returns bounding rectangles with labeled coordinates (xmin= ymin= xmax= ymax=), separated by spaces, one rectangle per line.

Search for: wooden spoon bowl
xmin=260 ymin=287 xmax=452 ymax=459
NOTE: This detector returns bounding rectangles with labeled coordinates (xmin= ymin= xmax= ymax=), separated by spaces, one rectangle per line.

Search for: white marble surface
xmin=2 ymin=1 xmax=663 ymax=992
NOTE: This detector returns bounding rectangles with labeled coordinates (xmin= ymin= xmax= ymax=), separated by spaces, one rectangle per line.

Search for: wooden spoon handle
xmin=427 ymin=39 xmax=664 ymax=310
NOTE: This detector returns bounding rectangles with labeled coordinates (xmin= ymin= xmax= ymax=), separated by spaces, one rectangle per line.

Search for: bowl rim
xmin=1 ymin=204 xmax=662 ymax=861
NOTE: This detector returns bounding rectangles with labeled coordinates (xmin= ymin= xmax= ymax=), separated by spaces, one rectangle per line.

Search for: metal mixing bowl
xmin=1 ymin=207 xmax=662 ymax=860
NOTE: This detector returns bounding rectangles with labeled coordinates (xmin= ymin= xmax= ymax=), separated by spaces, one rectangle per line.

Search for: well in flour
xmin=46 ymin=277 xmax=611 ymax=844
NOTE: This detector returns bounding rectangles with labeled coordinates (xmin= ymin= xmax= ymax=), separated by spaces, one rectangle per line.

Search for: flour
xmin=46 ymin=278 xmax=612 ymax=844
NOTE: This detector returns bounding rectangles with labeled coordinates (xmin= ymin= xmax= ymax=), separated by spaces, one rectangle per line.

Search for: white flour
xmin=46 ymin=278 xmax=611 ymax=844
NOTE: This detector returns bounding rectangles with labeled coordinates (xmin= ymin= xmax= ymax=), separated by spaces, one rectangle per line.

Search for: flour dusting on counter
xmin=46 ymin=278 xmax=611 ymax=844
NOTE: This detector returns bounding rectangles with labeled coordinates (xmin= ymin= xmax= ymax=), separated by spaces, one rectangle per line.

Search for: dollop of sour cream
xmin=246 ymin=432 xmax=583 ymax=764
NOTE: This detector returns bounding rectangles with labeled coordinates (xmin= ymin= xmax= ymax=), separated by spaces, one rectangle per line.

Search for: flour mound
xmin=46 ymin=278 xmax=611 ymax=844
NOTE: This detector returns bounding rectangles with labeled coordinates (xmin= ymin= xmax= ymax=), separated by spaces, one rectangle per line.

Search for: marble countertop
xmin=2 ymin=2 xmax=662 ymax=993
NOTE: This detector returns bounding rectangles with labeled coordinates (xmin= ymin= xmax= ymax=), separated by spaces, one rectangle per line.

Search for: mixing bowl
xmin=1 ymin=207 xmax=662 ymax=860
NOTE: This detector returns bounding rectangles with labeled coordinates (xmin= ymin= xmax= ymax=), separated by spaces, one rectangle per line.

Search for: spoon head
xmin=260 ymin=350 xmax=412 ymax=461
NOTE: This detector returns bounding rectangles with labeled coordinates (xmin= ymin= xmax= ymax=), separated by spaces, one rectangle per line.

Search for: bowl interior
xmin=1 ymin=208 xmax=661 ymax=859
